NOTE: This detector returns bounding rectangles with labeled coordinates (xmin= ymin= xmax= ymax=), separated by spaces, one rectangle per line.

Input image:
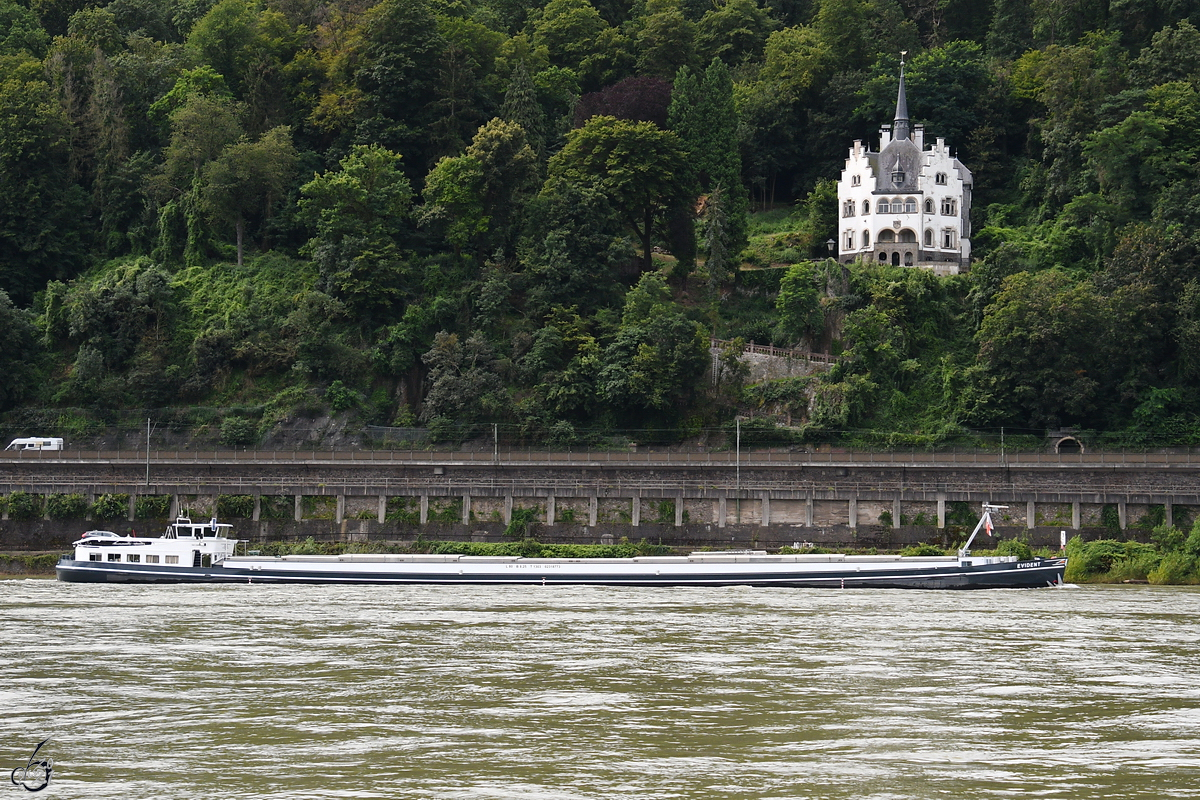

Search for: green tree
xmin=499 ymin=60 xmax=547 ymax=161
xmin=1131 ymin=20 xmax=1200 ymax=89
xmin=987 ymin=0 xmax=1034 ymax=61
xmin=200 ymin=125 xmax=297 ymax=266
xmin=298 ymin=144 xmax=416 ymax=315
xmin=0 ymin=289 xmax=40 ymax=409
xmin=420 ymin=154 xmax=488 ymax=255
xmin=1083 ymin=111 xmax=1175 ymax=222
xmin=548 ymin=115 xmax=691 ymax=271
xmin=351 ymin=0 xmax=445 ymax=167
xmin=0 ymin=0 xmax=49 ymax=57
xmin=1011 ymin=31 xmax=1128 ymax=211
xmin=420 ymin=330 xmax=504 ymax=423
xmin=151 ymin=92 xmax=244 ymax=264
xmin=0 ymin=53 xmax=85 ymax=303
xmin=532 ymin=0 xmax=633 ymax=90
xmin=634 ymin=0 xmax=696 ymax=79
xmin=670 ymin=58 xmax=747 ymax=254
xmin=464 ymin=117 xmax=538 ymax=256
xmin=695 ymin=0 xmax=776 ymax=66
xmin=774 ymin=262 xmax=824 ymax=346
xmin=521 ymin=177 xmax=631 ymax=316
xmin=599 ymin=273 xmax=709 ymax=415
xmin=974 ymin=269 xmax=1107 ymax=425
xmin=185 ymin=0 xmax=259 ymax=94
xmin=518 ymin=307 xmax=603 ymax=422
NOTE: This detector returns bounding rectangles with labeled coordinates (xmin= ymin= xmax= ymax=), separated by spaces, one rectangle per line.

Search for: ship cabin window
xmin=146 ymin=554 xmax=160 ymax=564
xmin=904 ymin=198 xmax=917 ymax=213
xmin=127 ymin=554 xmax=140 ymax=563
xmin=165 ymin=555 xmax=179 ymax=565
xmin=89 ymin=553 xmax=101 ymax=562
xmin=107 ymin=553 xmax=121 ymax=562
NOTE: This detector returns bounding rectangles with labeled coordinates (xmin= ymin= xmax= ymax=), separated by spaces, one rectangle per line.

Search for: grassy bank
xmin=0 ymin=552 xmax=64 ymax=575
xmin=1064 ymin=523 xmax=1200 ymax=584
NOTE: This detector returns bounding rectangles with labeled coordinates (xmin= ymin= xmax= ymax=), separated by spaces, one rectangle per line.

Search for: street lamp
xmin=826 ymin=238 xmax=835 ymax=258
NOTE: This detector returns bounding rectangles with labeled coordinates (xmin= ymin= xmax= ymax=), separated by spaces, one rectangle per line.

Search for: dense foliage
xmin=4 ymin=0 xmax=1200 ymax=446
xmin=1065 ymin=521 xmax=1200 ymax=583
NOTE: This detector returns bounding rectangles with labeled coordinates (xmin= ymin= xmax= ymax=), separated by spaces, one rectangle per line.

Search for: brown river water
xmin=1 ymin=581 xmax=1198 ymax=799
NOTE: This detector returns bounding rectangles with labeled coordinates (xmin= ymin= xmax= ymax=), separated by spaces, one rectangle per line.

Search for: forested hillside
xmin=2 ymin=0 xmax=1200 ymax=448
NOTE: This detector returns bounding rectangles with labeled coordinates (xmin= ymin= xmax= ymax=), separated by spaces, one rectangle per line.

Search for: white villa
xmin=836 ymin=56 xmax=972 ymax=274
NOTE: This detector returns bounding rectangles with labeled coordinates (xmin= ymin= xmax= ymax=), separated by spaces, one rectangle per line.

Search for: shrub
xmin=135 ymin=495 xmax=171 ymax=520
xmin=325 ymin=380 xmax=360 ymax=411
xmin=90 ymin=494 xmax=129 ymax=521
xmin=218 ymin=494 xmax=255 ymax=518
xmin=386 ymin=497 xmax=420 ymax=524
xmin=1148 ymin=552 xmax=1198 ymax=585
xmin=7 ymin=492 xmax=43 ymax=520
xmin=879 ymin=510 xmax=894 ymax=527
xmin=1100 ymin=504 xmax=1121 ymax=533
xmin=1152 ymin=524 xmax=1185 ymax=552
xmin=259 ymin=495 xmax=291 ymax=520
xmin=428 ymin=498 xmax=462 ymax=523
xmin=994 ymin=539 xmax=1033 ymax=561
xmin=1185 ymin=520 xmax=1200 ymax=557
xmin=46 ymin=493 xmax=88 ymax=519
xmin=220 ymin=416 xmax=258 ymax=447
xmin=946 ymin=501 xmax=976 ymax=527
xmin=900 ymin=543 xmax=946 ymax=556
xmin=504 ymin=506 xmax=539 ymax=539
xmin=301 ymin=495 xmax=336 ymax=520
xmin=1064 ymin=537 xmax=1160 ymax=582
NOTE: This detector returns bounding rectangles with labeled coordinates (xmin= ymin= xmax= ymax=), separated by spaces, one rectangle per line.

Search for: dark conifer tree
xmin=986 ymin=0 xmax=1033 ymax=61
xmin=499 ymin=61 xmax=547 ymax=163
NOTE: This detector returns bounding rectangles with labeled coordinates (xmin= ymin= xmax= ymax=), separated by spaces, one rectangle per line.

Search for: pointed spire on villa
xmin=893 ymin=51 xmax=910 ymax=141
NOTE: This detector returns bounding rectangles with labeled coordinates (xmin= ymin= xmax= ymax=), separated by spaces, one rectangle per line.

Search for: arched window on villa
xmin=863 ymin=200 xmax=870 ymax=214
xmin=904 ymin=198 xmax=917 ymax=213
xmin=924 ymin=229 xmax=933 ymax=246
xmin=862 ymin=230 xmax=870 ymax=247
xmin=877 ymin=199 xmax=890 ymax=213
xmin=924 ymin=198 xmax=933 ymax=213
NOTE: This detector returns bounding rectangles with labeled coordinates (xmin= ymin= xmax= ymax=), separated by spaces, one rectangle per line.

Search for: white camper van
xmin=5 ymin=437 xmax=64 ymax=451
